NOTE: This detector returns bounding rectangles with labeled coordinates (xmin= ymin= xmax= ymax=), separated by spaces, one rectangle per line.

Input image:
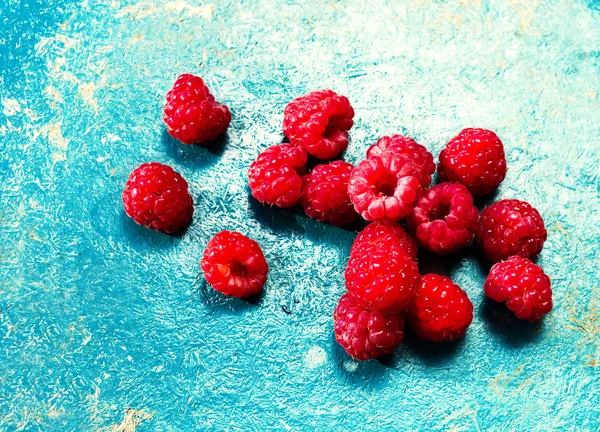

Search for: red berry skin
xmin=163 ymin=74 xmax=231 ymax=145
xmin=408 ymin=274 xmax=474 ymax=343
xmin=347 ymin=151 xmax=424 ymax=222
xmin=248 ymin=144 xmax=308 ymax=208
xmin=301 ymin=161 xmax=359 ymax=227
xmin=122 ymin=163 xmax=194 ymax=233
xmin=201 ymin=231 xmax=269 ymax=298
xmin=350 ymin=221 xmax=418 ymax=260
xmin=484 ymin=256 xmax=552 ymax=321
xmin=406 ymin=182 xmax=479 ymax=254
xmin=438 ymin=128 xmax=507 ymax=197
xmin=334 ymin=293 xmax=405 ymax=361
xmin=283 ymin=89 xmax=355 ymax=160
xmin=345 ymin=241 xmax=420 ymax=313
xmin=367 ymin=135 xmax=435 ymax=187
xmin=475 ymin=199 xmax=547 ymax=263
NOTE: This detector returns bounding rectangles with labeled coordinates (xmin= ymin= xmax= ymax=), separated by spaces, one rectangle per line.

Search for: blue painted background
xmin=1 ymin=0 xmax=599 ymax=430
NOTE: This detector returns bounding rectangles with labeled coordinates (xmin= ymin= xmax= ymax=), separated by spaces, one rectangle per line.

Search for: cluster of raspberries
xmin=121 ymin=76 xmax=552 ymax=362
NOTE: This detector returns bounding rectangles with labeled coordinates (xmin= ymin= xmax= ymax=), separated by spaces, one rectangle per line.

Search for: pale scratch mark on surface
xmin=164 ymin=1 xmax=214 ymax=19
xmin=2 ymin=98 xmax=21 ymax=116
xmin=303 ymin=346 xmax=327 ymax=369
xmin=115 ymin=1 xmax=214 ymax=20
xmin=109 ymin=409 xmax=153 ymax=432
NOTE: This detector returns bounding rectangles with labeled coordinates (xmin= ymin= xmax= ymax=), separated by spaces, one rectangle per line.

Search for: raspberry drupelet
xmin=122 ymin=162 xmax=194 ymax=233
xmin=367 ymin=135 xmax=436 ymax=187
xmin=406 ymin=182 xmax=479 ymax=254
xmin=484 ymin=256 xmax=552 ymax=321
xmin=201 ymin=231 xmax=269 ymax=298
xmin=438 ymin=128 xmax=507 ymax=197
xmin=248 ymin=144 xmax=308 ymax=208
xmin=408 ymin=274 xmax=473 ymax=343
xmin=347 ymin=151 xmax=424 ymax=222
xmin=300 ymin=160 xmax=358 ymax=227
xmin=163 ymin=74 xmax=231 ymax=145
xmin=283 ymin=89 xmax=355 ymax=160
xmin=475 ymin=199 xmax=547 ymax=262
xmin=350 ymin=221 xmax=418 ymax=260
xmin=334 ymin=293 xmax=405 ymax=361
xmin=345 ymin=240 xmax=420 ymax=313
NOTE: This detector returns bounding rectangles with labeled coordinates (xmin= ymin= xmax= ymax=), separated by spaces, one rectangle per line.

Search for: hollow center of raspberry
xmin=372 ymin=176 xmax=397 ymax=197
xmin=229 ymin=261 xmax=248 ymax=277
xmin=429 ymin=204 xmax=451 ymax=221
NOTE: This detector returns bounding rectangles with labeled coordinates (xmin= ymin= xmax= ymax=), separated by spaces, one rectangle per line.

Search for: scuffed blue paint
xmin=1 ymin=0 xmax=600 ymax=430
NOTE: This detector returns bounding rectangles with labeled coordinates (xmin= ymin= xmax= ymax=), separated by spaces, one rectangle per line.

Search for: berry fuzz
xmin=475 ymin=199 xmax=547 ymax=262
xmin=347 ymin=151 xmax=423 ymax=222
xmin=301 ymin=160 xmax=358 ymax=226
xmin=408 ymin=274 xmax=473 ymax=343
xmin=122 ymin=162 xmax=194 ymax=233
xmin=248 ymin=144 xmax=308 ymax=208
xmin=438 ymin=128 xmax=507 ymax=197
xmin=406 ymin=182 xmax=478 ymax=254
xmin=334 ymin=293 xmax=405 ymax=361
xmin=283 ymin=89 xmax=354 ymax=160
xmin=163 ymin=74 xmax=231 ymax=145
xmin=201 ymin=231 xmax=269 ymax=298
xmin=484 ymin=256 xmax=552 ymax=322
xmin=350 ymin=221 xmax=418 ymax=260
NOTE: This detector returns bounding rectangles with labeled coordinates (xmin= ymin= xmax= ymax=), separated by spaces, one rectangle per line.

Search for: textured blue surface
xmin=1 ymin=0 xmax=600 ymax=430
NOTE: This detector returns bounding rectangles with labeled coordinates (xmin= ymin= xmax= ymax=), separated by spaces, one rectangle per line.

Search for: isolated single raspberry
xmin=350 ymin=221 xmax=418 ymax=260
xmin=438 ymin=128 xmax=507 ymax=197
xmin=408 ymin=274 xmax=473 ymax=343
xmin=475 ymin=199 xmax=547 ymax=262
xmin=334 ymin=293 xmax=405 ymax=361
xmin=248 ymin=144 xmax=308 ymax=208
xmin=201 ymin=231 xmax=269 ymax=298
xmin=484 ymin=256 xmax=552 ymax=321
xmin=406 ymin=182 xmax=478 ymax=254
xmin=347 ymin=151 xmax=423 ymax=222
xmin=122 ymin=162 xmax=194 ymax=233
xmin=163 ymin=73 xmax=231 ymax=145
xmin=283 ymin=89 xmax=354 ymax=160
xmin=367 ymin=135 xmax=435 ymax=187
xmin=300 ymin=161 xmax=358 ymax=226
xmin=345 ymin=240 xmax=420 ymax=313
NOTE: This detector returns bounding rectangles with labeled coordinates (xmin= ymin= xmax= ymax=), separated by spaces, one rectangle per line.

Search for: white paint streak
xmin=304 ymin=346 xmax=327 ymax=369
xmin=2 ymin=99 xmax=21 ymax=116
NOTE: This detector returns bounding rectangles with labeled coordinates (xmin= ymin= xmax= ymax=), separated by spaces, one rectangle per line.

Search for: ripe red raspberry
xmin=347 ymin=151 xmax=423 ymax=222
xmin=122 ymin=162 xmax=194 ymax=233
xmin=201 ymin=231 xmax=269 ymax=298
xmin=475 ymin=199 xmax=547 ymax=262
xmin=350 ymin=221 xmax=418 ymax=260
xmin=334 ymin=293 xmax=405 ymax=361
xmin=282 ymin=89 xmax=354 ymax=160
xmin=484 ymin=256 xmax=552 ymax=322
xmin=438 ymin=128 xmax=507 ymax=197
xmin=367 ymin=135 xmax=435 ymax=187
xmin=248 ymin=144 xmax=308 ymax=208
xmin=408 ymin=274 xmax=473 ymax=343
xmin=406 ymin=182 xmax=478 ymax=254
xmin=345 ymin=240 xmax=420 ymax=313
xmin=300 ymin=161 xmax=358 ymax=226
xmin=163 ymin=74 xmax=231 ymax=145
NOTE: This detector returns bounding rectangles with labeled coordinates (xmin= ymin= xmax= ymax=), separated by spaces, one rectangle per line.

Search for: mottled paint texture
xmin=1 ymin=0 xmax=600 ymax=430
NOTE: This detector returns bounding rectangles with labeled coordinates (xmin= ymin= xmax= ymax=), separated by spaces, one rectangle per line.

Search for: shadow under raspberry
xmin=480 ymin=297 xmax=544 ymax=347
xmin=193 ymin=277 xmax=264 ymax=313
xmin=161 ymin=129 xmax=228 ymax=167
xmin=119 ymin=210 xmax=188 ymax=250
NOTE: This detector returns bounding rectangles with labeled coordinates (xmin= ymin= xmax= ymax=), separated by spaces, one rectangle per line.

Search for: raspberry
xmin=300 ymin=160 xmax=358 ymax=226
xmin=122 ymin=162 xmax=194 ymax=233
xmin=475 ymin=199 xmax=547 ymax=262
xmin=248 ymin=144 xmax=308 ymax=208
xmin=347 ymin=151 xmax=423 ymax=222
xmin=367 ymin=135 xmax=435 ymax=187
xmin=350 ymin=221 xmax=418 ymax=260
xmin=282 ymin=89 xmax=354 ymax=160
xmin=484 ymin=256 xmax=552 ymax=321
xmin=201 ymin=231 xmax=269 ymax=298
xmin=163 ymin=73 xmax=231 ymax=145
xmin=438 ymin=128 xmax=507 ymax=197
xmin=408 ymin=274 xmax=473 ymax=343
xmin=406 ymin=182 xmax=478 ymax=254
xmin=345 ymin=240 xmax=420 ymax=313
xmin=334 ymin=293 xmax=405 ymax=361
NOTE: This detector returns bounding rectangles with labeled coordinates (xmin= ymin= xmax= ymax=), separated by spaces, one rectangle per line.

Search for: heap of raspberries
xmin=121 ymin=76 xmax=553 ymax=364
